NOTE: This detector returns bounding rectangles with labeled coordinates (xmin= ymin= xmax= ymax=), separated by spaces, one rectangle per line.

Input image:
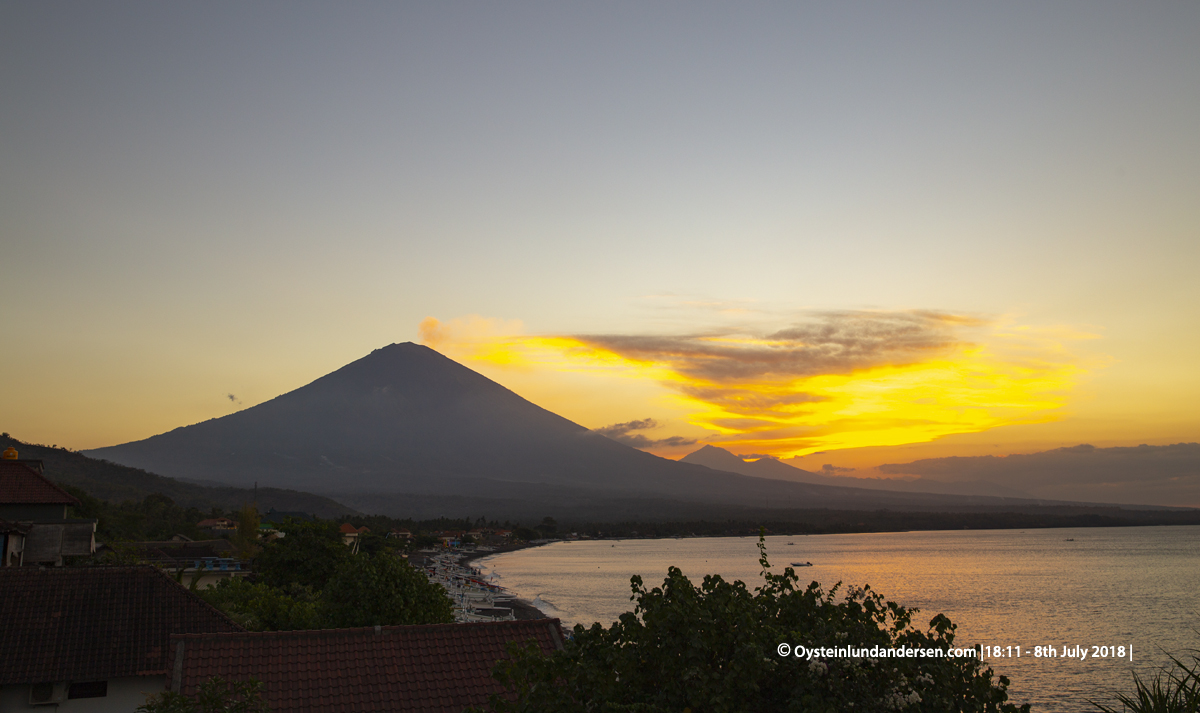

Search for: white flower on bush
xmin=808 ymin=659 xmax=828 ymax=676
xmin=883 ymin=687 xmax=923 ymax=710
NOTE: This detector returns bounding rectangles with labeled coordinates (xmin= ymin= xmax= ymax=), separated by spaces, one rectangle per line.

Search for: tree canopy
xmin=255 ymin=519 xmax=350 ymax=591
xmin=204 ymin=523 xmax=453 ymax=630
xmin=319 ymin=551 xmax=454 ymax=628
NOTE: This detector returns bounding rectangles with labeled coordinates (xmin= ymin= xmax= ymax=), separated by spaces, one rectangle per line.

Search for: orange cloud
xmin=421 ymin=311 xmax=1094 ymax=458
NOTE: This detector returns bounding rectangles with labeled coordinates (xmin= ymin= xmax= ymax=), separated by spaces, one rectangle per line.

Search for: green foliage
xmin=137 ymin=676 xmax=268 ymax=713
xmin=197 ymin=578 xmax=320 ymax=632
xmin=205 ymin=521 xmax=451 ymax=631
xmin=483 ymin=535 xmax=1028 ymax=713
xmin=0 ymin=433 xmax=354 ymax=519
xmin=414 ymin=533 xmax=441 ymax=549
xmin=355 ymin=529 xmax=393 ymax=556
xmin=61 ymin=484 xmax=210 ymax=542
xmin=1094 ymin=652 xmax=1200 ymax=713
xmin=319 ymin=552 xmax=454 ymax=628
xmin=255 ymin=520 xmax=350 ymax=590
xmin=231 ymin=504 xmax=261 ymax=559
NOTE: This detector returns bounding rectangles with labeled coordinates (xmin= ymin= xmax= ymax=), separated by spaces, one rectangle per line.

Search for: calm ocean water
xmin=477 ymin=526 xmax=1200 ymax=712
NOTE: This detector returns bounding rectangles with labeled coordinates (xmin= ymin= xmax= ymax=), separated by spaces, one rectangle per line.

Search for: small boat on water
xmin=790 ymin=561 xmax=814 ymax=567
xmin=786 ymin=542 xmax=795 ymax=546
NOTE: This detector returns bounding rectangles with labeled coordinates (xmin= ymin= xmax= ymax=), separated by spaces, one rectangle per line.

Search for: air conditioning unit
xmin=29 ymin=682 xmax=68 ymax=705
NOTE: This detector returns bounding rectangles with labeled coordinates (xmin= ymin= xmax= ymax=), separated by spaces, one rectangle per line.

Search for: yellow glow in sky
xmin=419 ymin=313 xmax=1092 ymax=458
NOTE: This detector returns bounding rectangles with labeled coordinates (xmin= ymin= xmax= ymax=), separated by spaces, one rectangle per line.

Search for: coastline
xmin=446 ymin=541 xmax=557 ymax=621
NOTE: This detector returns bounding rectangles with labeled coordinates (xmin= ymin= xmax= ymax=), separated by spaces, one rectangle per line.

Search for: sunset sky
xmin=2 ymin=3 xmax=1197 ymax=475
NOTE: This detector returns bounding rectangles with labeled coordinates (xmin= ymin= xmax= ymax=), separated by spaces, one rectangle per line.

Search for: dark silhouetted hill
xmin=681 ymin=445 xmax=1033 ymax=498
xmin=880 ymin=443 xmax=1200 ymax=506
xmin=0 ymin=434 xmax=356 ymax=517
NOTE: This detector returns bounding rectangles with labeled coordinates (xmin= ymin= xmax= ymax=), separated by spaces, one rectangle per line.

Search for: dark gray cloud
xmin=822 ymin=463 xmax=856 ymax=474
xmin=595 ymin=418 xmax=698 ymax=450
xmin=880 ymin=443 xmax=1200 ymax=507
xmin=574 ymin=310 xmax=984 ymax=385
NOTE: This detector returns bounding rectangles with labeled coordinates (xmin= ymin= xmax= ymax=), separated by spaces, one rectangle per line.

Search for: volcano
xmin=85 ymin=343 xmax=1102 ymax=517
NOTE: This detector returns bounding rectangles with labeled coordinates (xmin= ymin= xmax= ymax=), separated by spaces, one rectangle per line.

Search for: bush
xmin=1094 ymin=651 xmax=1200 ymax=713
xmin=137 ymin=676 xmax=267 ymax=713
xmin=197 ymin=578 xmax=319 ymax=632
xmin=319 ymin=552 xmax=454 ymax=627
xmin=483 ymin=536 xmax=1028 ymax=713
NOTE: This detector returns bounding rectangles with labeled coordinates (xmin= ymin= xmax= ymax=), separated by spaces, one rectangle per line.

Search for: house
xmin=0 ymin=452 xmax=96 ymax=566
xmin=167 ymin=619 xmax=566 ymax=713
xmin=0 ymin=566 xmax=242 ymax=711
xmin=338 ymin=522 xmax=369 ymax=546
xmin=387 ymin=528 xmax=413 ymax=541
xmin=0 ymin=455 xmax=79 ymax=521
xmin=432 ymin=530 xmax=465 ymax=548
xmin=195 ymin=517 xmax=236 ymax=532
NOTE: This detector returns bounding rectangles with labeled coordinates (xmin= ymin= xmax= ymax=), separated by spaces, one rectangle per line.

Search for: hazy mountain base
xmin=334 ymin=490 xmax=1200 ymax=530
xmin=0 ymin=434 xmax=358 ymax=518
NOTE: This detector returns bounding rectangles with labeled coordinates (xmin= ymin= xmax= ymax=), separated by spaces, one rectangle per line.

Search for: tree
xmin=231 ymin=505 xmax=260 ymax=559
xmin=137 ymin=676 xmax=268 ymax=713
xmin=319 ymin=552 xmax=454 ymax=628
xmin=198 ymin=578 xmax=319 ymax=632
xmin=414 ymin=533 xmax=441 ymax=549
xmin=483 ymin=535 xmax=1029 ymax=713
xmin=255 ymin=520 xmax=350 ymax=590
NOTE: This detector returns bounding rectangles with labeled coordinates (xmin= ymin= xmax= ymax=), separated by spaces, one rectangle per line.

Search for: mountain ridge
xmin=681 ymin=445 xmax=1034 ymax=498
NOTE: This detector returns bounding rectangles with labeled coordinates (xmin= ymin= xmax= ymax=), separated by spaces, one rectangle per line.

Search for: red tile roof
xmin=197 ymin=518 xmax=235 ymax=528
xmin=338 ymin=523 xmax=369 ymax=534
xmin=169 ymin=620 xmax=566 ymax=713
xmin=0 ymin=461 xmax=79 ymax=506
xmin=0 ymin=566 xmax=242 ymax=685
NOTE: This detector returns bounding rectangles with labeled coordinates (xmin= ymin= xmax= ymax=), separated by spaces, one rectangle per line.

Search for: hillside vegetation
xmin=0 ymin=433 xmax=357 ymax=518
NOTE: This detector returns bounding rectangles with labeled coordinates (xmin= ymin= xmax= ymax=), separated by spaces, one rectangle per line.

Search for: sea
xmin=477 ymin=526 xmax=1200 ymax=712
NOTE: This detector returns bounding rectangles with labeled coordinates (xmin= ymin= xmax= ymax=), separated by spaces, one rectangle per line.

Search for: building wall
xmin=0 ymin=676 xmax=165 ymax=712
xmin=0 ymin=504 xmax=66 ymax=520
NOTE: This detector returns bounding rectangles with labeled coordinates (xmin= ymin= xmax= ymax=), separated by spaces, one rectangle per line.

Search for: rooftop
xmin=0 ymin=460 xmax=79 ymax=506
xmin=0 ymin=566 xmax=242 ymax=685
xmin=169 ymin=619 xmax=565 ymax=713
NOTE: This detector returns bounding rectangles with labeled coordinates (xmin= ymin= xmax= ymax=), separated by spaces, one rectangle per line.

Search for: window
xmin=68 ymin=681 xmax=107 ymax=699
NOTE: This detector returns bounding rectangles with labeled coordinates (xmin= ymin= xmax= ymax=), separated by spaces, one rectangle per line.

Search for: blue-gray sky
xmin=2 ymin=2 xmax=1198 ymax=469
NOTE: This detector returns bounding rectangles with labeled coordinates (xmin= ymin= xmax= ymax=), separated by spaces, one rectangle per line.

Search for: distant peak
xmin=692 ymin=444 xmax=732 ymax=454
xmin=680 ymin=444 xmax=744 ymax=463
